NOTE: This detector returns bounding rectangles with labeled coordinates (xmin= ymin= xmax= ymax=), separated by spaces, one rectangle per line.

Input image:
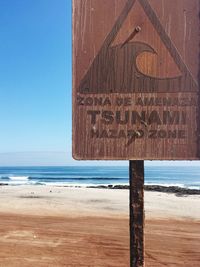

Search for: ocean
xmin=0 ymin=166 xmax=200 ymax=189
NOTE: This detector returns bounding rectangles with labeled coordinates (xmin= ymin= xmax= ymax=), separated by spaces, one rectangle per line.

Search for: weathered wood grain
xmin=72 ymin=0 xmax=200 ymax=160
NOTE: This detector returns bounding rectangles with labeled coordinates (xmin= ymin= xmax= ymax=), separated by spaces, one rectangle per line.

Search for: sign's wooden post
xmin=129 ymin=160 xmax=144 ymax=267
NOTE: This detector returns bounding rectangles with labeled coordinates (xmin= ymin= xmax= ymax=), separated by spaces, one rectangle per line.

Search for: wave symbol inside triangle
xmin=79 ymin=0 xmax=198 ymax=94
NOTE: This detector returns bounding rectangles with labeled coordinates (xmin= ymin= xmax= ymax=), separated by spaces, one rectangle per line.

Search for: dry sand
xmin=0 ymin=185 xmax=199 ymax=266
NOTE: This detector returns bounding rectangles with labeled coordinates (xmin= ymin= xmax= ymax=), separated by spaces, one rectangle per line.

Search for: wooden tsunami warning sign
xmin=72 ymin=0 xmax=200 ymax=160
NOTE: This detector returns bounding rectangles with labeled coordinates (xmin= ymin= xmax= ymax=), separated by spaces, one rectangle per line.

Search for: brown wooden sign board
xmin=73 ymin=0 xmax=200 ymax=160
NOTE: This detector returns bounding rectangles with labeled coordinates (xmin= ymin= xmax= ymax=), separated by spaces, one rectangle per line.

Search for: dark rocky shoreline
xmin=87 ymin=185 xmax=200 ymax=196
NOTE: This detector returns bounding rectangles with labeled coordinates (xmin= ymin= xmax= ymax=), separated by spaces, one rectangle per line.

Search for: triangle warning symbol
xmin=79 ymin=0 xmax=198 ymax=94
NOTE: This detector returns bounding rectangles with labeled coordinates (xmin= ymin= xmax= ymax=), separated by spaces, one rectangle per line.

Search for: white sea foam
xmin=9 ymin=176 xmax=29 ymax=181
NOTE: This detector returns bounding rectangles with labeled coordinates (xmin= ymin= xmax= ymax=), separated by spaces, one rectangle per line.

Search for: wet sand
xmin=0 ymin=186 xmax=199 ymax=266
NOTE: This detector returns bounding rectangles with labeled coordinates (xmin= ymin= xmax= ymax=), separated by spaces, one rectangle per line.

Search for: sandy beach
xmin=0 ymin=185 xmax=199 ymax=266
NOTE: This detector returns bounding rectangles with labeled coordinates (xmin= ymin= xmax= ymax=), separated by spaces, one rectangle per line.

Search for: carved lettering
xmin=148 ymin=130 xmax=186 ymax=139
xmin=77 ymin=96 xmax=84 ymax=105
xmin=131 ymin=111 xmax=146 ymax=124
xmin=78 ymin=97 xmax=111 ymax=106
xmin=87 ymin=110 xmax=187 ymax=125
xmin=163 ymin=111 xmax=179 ymax=124
xmin=148 ymin=111 xmax=162 ymax=125
xmin=115 ymin=97 xmax=132 ymax=106
xmin=101 ymin=111 xmax=114 ymax=125
xmin=103 ymin=97 xmax=112 ymax=106
xmin=148 ymin=130 xmax=157 ymax=139
xmin=100 ymin=130 xmax=109 ymax=138
xmin=116 ymin=98 xmax=123 ymax=106
xmin=116 ymin=111 xmax=129 ymax=124
xmin=91 ymin=129 xmax=99 ymax=138
xmin=90 ymin=128 xmax=186 ymax=139
xmin=87 ymin=111 xmax=100 ymax=124
xmin=109 ymin=129 xmax=118 ymax=138
xmin=136 ymin=97 xmax=197 ymax=106
xmin=158 ymin=130 xmax=167 ymax=138
xmin=118 ymin=130 xmax=127 ymax=138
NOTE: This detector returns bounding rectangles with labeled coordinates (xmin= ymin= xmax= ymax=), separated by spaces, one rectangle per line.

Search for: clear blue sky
xmin=0 ymin=0 xmax=72 ymax=165
xmin=0 ymin=0 xmax=199 ymax=166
